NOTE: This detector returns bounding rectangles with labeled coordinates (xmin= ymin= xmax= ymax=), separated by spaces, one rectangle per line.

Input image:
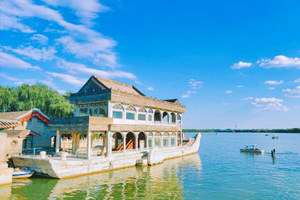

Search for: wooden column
xmin=87 ymin=131 xmax=92 ymax=159
xmin=55 ymin=130 xmax=60 ymax=155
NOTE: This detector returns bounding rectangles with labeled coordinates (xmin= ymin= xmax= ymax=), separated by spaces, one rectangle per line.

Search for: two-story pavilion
xmin=51 ymin=76 xmax=186 ymax=159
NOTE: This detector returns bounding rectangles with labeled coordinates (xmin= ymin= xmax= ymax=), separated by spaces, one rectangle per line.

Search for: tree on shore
xmin=0 ymin=84 xmax=73 ymax=118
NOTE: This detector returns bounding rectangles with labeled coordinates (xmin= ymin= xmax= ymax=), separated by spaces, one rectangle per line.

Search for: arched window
xmin=138 ymin=107 xmax=147 ymax=113
xmin=113 ymin=104 xmax=124 ymax=110
xmin=112 ymin=104 xmax=124 ymax=119
xmin=138 ymin=107 xmax=147 ymax=121
xmin=171 ymin=113 xmax=176 ymax=123
xmin=126 ymin=105 xmax=136 ymax=111
xmin=126 ymin=132 xmax=135 ymax=149
xmin=177 ymin=113 xmax=182 ymax=120
xmin=112 ymin=132 xmax=123 ymax=151
xmin=162 ymin=112 xmax=169 ymax=123
xmin=138 ymin=132 xmax=146 ymax=149
xmin=154 ymin=110 xmax=161 ymax=122
xmin=148 ymin=108 xmax=153 ymax=114
xmin=126 ymin=105 xmax=136 ymax=120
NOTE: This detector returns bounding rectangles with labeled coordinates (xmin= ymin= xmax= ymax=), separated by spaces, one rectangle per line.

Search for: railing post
xmin=106 ymin=132 xmax=112 ymax=157
xmin=55 ymin=130 xmax=60 ymax=155
xmin=87 ymin=131 xmax=92 ymax=159
xmin=180 ymin=131 xmax=183 ymax=146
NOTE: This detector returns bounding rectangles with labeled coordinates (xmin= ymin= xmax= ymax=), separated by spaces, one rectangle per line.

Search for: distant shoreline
xmin=183 ymin=128 xmax=300 ymax=133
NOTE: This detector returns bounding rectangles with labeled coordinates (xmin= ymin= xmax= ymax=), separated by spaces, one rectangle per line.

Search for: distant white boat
xmin=272 ymin=135 xmax=279 ymax=139
xmin=12 ymin=168 xmax=34 ymax=179
xmin=240 ymin=144 xmax=264 ymax=154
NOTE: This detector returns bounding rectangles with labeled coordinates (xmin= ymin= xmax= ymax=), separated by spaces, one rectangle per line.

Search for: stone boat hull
xmin=12 ymin=133 xmax=201 ymax=179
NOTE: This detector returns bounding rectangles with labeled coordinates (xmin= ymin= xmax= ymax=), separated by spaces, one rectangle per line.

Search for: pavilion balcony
xmin=50 ymin=116 xmax=113 ymax=132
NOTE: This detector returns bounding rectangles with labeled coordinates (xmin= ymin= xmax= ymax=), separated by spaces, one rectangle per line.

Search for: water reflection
xmin=9 ymin=154 xmax=201 ymax=200
xmin=0 ymin=184 xmax=11 ymax=199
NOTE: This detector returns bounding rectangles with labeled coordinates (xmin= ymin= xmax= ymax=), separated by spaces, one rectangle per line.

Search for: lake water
xmin=1 ymin=132 xmax=300 ymax=200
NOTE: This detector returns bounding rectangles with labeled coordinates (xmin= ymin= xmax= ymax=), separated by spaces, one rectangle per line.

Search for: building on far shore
xmin=0 ymin=108 xmax=51 ymax=158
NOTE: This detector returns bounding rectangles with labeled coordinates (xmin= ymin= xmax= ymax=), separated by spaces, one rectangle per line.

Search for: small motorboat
xmin=240 ymin=144 xmax=264 ymax=154
xmin=272 ymin=135 xmax=279 ymax=139
xmin=265 ymin=134 xmax=269 ymax=136
xmin=12 ymin=168 xmax=34 ymax=179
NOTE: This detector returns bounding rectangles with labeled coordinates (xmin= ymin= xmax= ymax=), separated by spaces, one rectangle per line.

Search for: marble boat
xmin=12 ymin=76 xmax=201 ymax=179
xmin=12 ymin=133 xmax=201 ymax=179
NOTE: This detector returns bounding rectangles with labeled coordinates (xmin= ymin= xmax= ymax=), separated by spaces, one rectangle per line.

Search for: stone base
xmin=0 ymin=163 xmax=13 ymax=185
xmin=12 ymin=133 xmax=201 ymax=179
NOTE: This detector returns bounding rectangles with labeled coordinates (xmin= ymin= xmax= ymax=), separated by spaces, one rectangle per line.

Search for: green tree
xmin=0 ymin=84 xmax=73 ymax=118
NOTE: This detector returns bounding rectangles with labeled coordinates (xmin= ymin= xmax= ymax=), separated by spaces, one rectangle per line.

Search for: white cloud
xmin=189 ymin=79 xmax=203 ymax=89
xmin=57 ymin=59 xmax=136 ymax=79
xmin=264 ymin=80 xmax=283 ymax=85
xmin=5 ymin=46 xmax=57 ymax=61
xmin=182 ymin=91 xmax=198 ymax=98
xmin=1 ymin=0 xmax=118 ymax=68
xmin=237 ymin=85 xmax=244 ymax=88
xmin=182 ymin=78 xmax=203 ymax=98
xmin=57 ymin=36 xmax=117 ymax=68
xmin=258 ymin=55 xmax=300 ymax=69
xmin=283 ymin=86 xmax=300 ymax=98
xmin=231 ymin=61 xmax=252 ymax=69
xmin=147 ymin=87 xmax=154 ymax=91
xmin=0 ymin=73 xmax=20 ymax=81
xmin=134 ymin=81 xmax=144 ymax=85
xmin=0 ymin=73 xmax=58 ymax=89
xmin=0 ymin=0 xmax=95 ymax=36
xmin=269 ymin=87 xmax=275 ymax=90
xmin=250 ymin=97 xmax=288 ymax=112
xmin=43 ymin=0 xmax=109 ymax=26
xmin=57 ymin=90 xmax=66 ymax=95
xmin=46 ymin=71 xmax=86 ymax=86
xmin=0 ymin=13 xmax=35 ymax=33
xmin=294 ymin=78 xmax=300 ymax=83
xmin=30 ymin=34 xmax=48 ymax=45
xmin=242 ymin=97 xmax=253 ymax=101
xmin=0 ymin=51 xmax=40 ymax=70
xmin=225 ymin=90 xmax=233 ymax=94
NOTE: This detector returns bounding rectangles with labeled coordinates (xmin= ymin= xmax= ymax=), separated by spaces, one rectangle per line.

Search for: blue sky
xmin=0 ymin=0 xmax=300 ymax=129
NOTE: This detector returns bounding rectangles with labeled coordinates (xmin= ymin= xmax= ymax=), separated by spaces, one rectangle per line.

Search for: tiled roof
xmin=94 ymin=76 xmax=145 ymax=96
xmin=0 ymin=118 xmax=19 ymax=129
xmin=0 ymin=108 xmax=50 ymax=121
xmin=0 ymin=110 xmax=30 ymax=120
